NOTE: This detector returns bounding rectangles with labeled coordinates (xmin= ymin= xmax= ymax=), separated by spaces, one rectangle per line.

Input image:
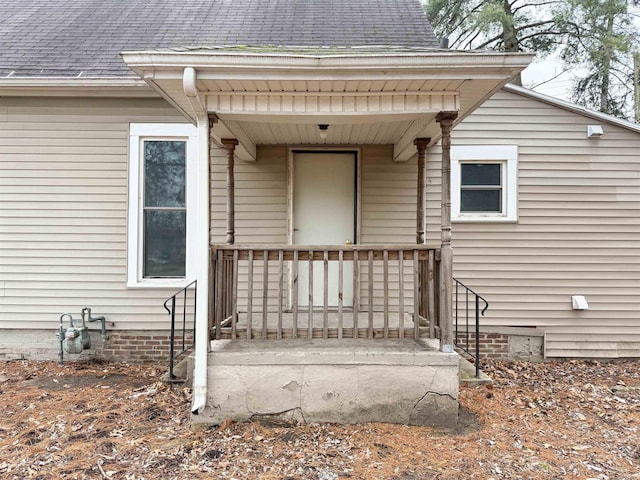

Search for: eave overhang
xmin=0 ymin=77 xmax=157 ymax=97
xmin=122 ymin=50 xmax=534 ymax=161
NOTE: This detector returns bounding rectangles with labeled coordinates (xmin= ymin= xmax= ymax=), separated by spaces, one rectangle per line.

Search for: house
xmin=449 ymin=84 xmax=640 ymax=360
xmin=1 ymin=0 xmax=637 ymax=425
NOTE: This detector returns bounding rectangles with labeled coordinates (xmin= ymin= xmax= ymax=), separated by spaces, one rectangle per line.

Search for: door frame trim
xmin=287 ymin=146 xmax=362 ymax=247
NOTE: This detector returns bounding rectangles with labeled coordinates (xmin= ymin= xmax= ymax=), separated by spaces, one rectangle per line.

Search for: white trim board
xmin=127 ymin=123 xmax=198 ymax=288
xmin=451 ymin=145 xmax=518 ymax=223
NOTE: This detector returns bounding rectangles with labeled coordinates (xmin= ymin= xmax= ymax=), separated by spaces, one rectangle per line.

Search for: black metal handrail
xmin=453 ymin=278 xmax=489 ymax=378
xmin=163 ymin=280 xmax=197 ymax=382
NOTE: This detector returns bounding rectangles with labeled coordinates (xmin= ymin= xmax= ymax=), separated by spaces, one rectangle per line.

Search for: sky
xmin=521 ymin=56 xmax=576 ymax=101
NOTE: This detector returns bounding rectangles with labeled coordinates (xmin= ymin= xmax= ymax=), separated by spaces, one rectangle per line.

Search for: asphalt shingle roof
xmin=0 ymin=0 xmax=440 ymax=77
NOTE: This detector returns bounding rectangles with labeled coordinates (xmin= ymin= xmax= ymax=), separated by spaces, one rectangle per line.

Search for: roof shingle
xmin=0 ymin=0 xmax=440 ymax=77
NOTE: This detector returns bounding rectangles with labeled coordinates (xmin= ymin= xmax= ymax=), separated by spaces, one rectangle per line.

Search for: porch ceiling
xmin=122 ymin=49 xmax=533 ymax=162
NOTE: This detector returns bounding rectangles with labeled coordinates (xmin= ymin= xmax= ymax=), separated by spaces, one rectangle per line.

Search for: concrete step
xmin=195 ymin=338 xmax=461 ymax=427
xmin=161 ymin=354 xmax=192 ymax=385
xmin=459 ymin=356 xmax=492 ymax=386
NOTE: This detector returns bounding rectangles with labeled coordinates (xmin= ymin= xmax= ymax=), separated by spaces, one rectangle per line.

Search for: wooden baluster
xmin=428 ymin=249 xmax=436 ymax=339
xmin=247 ymin=249 xmax=254 ymax=339
xmin=277 ymin=250 xmax=284 ymax=340
xmin=353 ymin=250 xmax=359 ymax=339
xmin=420 ymin=259 xmax=428 ymax=320
xmin=308 ymin=249 xmax=313 ymax=339
xmin=209 ymin=249 xmax=215 ymax=332
xmin=368 ymin=250 xmax=373 ymax=338
xmin=215 ymin=249 xmax=223 ymax=340
xmin=220 ymin=257 xmax=226 ymax=324
xmin=398 ymin=249 xmax=404 ymax=339
xmin=413 ymin=249 xmax=419 ymax=339
xmin=383 ymin=249 xmax=389 ymax=338
xmin=337 ymin=250 xmax=343 ymax=339
xmin=231 ymin=250 xmax=239 ymax=339
xmin=323 ymin=250 xmax=329 ymax=339
xmin=292 ymin=249 xmax=298 ymax=339
xmin=262 ymin=250 xmax=269 ymax=339
xmin=228 ymin=258 xmax=234 ymax=322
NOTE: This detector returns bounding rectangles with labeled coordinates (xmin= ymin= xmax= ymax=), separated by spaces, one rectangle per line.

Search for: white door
xmin=293 ymin=152 xmax=355 ymax=307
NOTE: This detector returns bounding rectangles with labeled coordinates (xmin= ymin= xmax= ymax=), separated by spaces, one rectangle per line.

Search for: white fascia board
xmin=122 ymin=51 xmax=534 ymax=81
xmin=503 ymin=83 xmax=640 ymax=135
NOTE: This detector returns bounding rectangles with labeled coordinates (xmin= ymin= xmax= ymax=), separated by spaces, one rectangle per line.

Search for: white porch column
xmin=190 ymin=113 xmax=211 ymax=414
xmin=436 ymin=111 xmax=457 ymax=353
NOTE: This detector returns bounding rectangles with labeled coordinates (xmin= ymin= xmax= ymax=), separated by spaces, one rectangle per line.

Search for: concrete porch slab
xmin=194 ymin=339 xmax=460 ymax=428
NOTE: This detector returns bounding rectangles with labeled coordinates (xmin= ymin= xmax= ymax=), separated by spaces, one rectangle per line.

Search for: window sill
xmin=127 ymin=279 xmax=194 ymax=290
xmin=453 ymin=216 xmax=518 ymax=223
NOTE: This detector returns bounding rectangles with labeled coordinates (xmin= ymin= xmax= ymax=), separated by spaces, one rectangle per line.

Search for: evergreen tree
xmin=424 ymin=0 xmax=566 ymax=84
xmin=425 ymin=0 xmax=639 ymax=119
xmin=558 ymin=0 xmax=637 ymax=118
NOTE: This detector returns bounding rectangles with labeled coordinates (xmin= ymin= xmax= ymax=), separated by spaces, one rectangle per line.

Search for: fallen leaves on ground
xmin=0 ymin=359 xmax=639 ymax=479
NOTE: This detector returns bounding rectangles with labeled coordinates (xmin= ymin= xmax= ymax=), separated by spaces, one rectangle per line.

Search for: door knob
xmin=345 ymin=240 xmax=352 ymax=245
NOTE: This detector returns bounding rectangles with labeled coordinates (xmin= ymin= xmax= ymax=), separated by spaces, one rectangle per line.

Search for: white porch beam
xmin=211 ymin=118 xmax=256 ymax=162
xmin=206 ymin=92 xmax=458 ymax=118
xmin=393 ymin=117 xmax=437 ymax=162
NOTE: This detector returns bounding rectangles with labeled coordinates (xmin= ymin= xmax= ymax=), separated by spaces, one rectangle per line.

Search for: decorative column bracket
xmin=414 ymin=138 xmax=430 ymax=245
xmin=209 ymin=113 xmax=219 ymax=132
xmin=222 ymin=138 xmax=239 ymax=245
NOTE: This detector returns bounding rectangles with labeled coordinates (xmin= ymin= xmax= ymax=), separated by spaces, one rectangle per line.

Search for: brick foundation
xmin=455 ymin=332 xmax=510 ymax=360
xmin=100 ymin=332 xmax=192 ymax=363
xmin=0 ymin=329 xmax=193 ymax=363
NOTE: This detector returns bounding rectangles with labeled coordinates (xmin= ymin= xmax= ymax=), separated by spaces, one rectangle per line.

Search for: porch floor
xmin=214 ymin=311 xmax=434 ymax=340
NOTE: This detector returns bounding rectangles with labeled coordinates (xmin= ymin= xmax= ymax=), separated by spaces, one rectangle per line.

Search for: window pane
xmin=461 ymin=163 xmax=501 ymax=186
xmin=461 ymin=189 xmax=502 ymax=212
xmin=144 ymin=210 xmax=186 ymax=277
xmin=144 ymin=141 xmax=186 ymax=208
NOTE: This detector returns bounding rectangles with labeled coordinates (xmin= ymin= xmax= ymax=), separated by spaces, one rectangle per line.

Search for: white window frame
xmin=451 ymin=145 xmax=518 ymax=222
xmin=127 ymin=123 xmax=198 ymax=288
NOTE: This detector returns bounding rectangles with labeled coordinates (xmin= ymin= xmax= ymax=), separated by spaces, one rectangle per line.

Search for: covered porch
xmin=123 ymin=48 xmax=531 ymax=425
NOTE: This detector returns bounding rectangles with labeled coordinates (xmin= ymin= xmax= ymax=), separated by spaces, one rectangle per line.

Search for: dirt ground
xmin=0 ymin=359 xmax=639 ymax=480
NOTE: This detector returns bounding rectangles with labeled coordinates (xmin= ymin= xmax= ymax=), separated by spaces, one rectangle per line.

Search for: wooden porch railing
xmin=209 ymin=245 xmax=441 ymax=340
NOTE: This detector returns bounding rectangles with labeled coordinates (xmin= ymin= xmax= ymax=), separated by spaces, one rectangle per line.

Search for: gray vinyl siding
xmin=0 ymin=96 xmax=188 ymax=330
xmin=444 ymin=90 xmax=640 ymax=358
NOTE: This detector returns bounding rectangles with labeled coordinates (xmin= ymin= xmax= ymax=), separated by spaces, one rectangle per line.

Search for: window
xmin=128 ymin=124 xmax=197 ymax=287
xmin=451 ymin=145 xmax=518 ymax=222
xmin=460 ymin=163 xmax=503 ymax=213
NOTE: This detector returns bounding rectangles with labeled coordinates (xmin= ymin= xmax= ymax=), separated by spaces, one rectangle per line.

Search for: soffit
xmin=123 ymin=51 xmax=534 ymax=161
